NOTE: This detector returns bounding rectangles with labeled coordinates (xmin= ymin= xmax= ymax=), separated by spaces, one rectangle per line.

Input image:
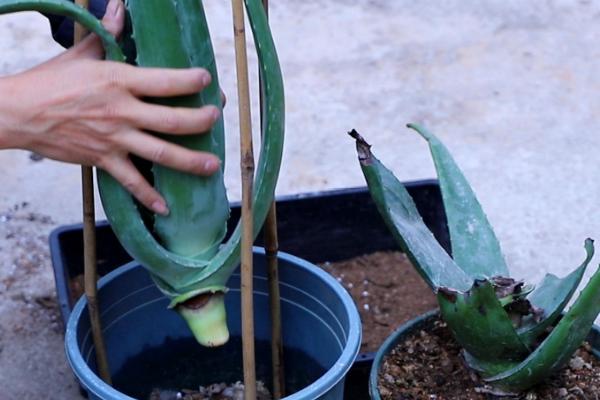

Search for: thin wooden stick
xmin=73 ymin=0 xmax=89 ymax=41
xmin=259 ymin=1 xmax=285 ymax=398
xmin=231 ymin=0 xmax=257 ymax=398
xmin=264 ymin=204 xmax=285 ymax=398
xmin=76 ymin=0 xmax=112 ymax=385
xmin=81 ymin=168 xmax=112 ymax=384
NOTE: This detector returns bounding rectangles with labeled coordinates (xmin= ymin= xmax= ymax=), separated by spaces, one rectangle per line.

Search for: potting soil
xmin=111 ymin=336 xmax=325 ymax=399
xmin=320 ymin=251 xmax=437 ymax=353
xmin=378 ymin=318 xmax=600 ymax=399
xmin=149 ymin=380 xmax=271 ymax=400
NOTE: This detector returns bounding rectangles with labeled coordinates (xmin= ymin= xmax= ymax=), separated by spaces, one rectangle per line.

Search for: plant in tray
xmin=350 ymin=125 xmax=600 ymax=394
xmin=0 ymin=0 xmax=284 ymax=347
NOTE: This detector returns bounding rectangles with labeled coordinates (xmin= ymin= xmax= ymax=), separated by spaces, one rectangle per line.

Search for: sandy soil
xmin=1 ymin=2 xmax=600 ymax=399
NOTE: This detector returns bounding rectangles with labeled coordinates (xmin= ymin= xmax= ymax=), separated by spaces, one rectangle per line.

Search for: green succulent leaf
xmin=350 ymin=130 xmax=472 ymax=292
xmin=517 ymin=239 xmax=595 ymax=347
xmin=97 ymin=0 xmax=285 ymax=296
xmin=408 ymin=124 xmax=508 ymax=280
xmin=126 ymin=0 xmax=229 ymax=259
xmin=181 ymin=0 xmax=286 ymax=296
xmin=463 ymin=351 xmax=519 ymax=378
xmin=438 ymin=279 xmax=530 ymax=361
xmin=485 ymin=257 xmax=600 ymax=392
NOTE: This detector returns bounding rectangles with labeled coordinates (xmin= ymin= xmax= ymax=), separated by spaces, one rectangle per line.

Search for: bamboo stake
xmin=76 ymin=0 xmax=112 ymax=385
xmin=264 ymin=204 xmax=285 ymax=398
xmin=231 ymin=1 xmax=257 ymax=398
xmin=259 ymin=0 xmax=285 ymax=398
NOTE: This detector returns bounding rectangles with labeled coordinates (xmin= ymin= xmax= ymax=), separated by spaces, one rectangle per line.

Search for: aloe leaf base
xmin=176 ymin=291 xmax=229 ymax=347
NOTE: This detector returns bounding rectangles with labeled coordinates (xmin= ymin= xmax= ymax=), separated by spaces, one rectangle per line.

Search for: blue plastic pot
xmin=65 ymin=248 xmax=361 ymax=400
xmin=368 ymin=311 xmax=600 ymax=399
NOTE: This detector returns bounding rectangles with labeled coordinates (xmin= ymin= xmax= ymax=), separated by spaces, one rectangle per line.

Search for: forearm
xmin=0 ymin=75 xmax=26 ymax=150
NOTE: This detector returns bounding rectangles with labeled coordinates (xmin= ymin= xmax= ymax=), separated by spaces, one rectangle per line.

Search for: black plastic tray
xmin=49 ymin=181 xmax=449 ymax=400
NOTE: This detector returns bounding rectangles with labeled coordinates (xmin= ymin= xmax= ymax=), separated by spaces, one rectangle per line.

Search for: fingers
xmin=125 ymin=100 xmax=220 ymax=134
xmin=117 ymin=131 xmax=221 ymax=176
xmin=101 ymin=156 xmax=170 ymax=215
xmin=114 ymin=65 xmax=213 ymax=98
xmin=101 ymin=0 xmax=125 ymax=38
xmin=59 ymin=0 xmax=125 ymax=61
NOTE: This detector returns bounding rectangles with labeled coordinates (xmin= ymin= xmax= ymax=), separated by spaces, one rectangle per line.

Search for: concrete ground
xmin=0 ymin=1 xmax=599 ymax=398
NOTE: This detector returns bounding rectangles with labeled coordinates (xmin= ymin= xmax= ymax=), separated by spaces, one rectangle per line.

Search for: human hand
xmin=0 ymin=0 xmax=222 ymax=216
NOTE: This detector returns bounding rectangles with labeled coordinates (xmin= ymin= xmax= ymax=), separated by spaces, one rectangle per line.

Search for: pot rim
xmin=65 ymin=247 xmax=361 ymax=400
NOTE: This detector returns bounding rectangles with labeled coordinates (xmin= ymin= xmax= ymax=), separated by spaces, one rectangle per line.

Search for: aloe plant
xmin=350 ymin=126 xmax=600 ymax=393
xmin=0 ymin=0 xmax=284 ymax=347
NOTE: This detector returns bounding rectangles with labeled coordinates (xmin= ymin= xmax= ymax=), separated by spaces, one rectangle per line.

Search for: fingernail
xmin=114 ymin=2 xmax=122 ymax=17
xmin=201 ymin=72 xmax=211 ymax=86
xmin=211 ymin=107 xmax=220 ymax=122
xmin=152 ymin=201 xmax=169 ymax=216
xmin=105 ymin=0 xmax=118 ymax=16
xmin=204 ymin=158 xmax=220 ymax=172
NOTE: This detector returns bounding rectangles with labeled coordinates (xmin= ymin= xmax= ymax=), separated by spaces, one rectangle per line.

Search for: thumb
xmin=70 ymin=0 xmax=125 ymax=59
xmin=100 ymin=0 xmax=125 ymax=39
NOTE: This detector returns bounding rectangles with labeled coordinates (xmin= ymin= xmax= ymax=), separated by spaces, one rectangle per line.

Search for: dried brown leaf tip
xmin=348 ymin=129 xmax=373 ymax=164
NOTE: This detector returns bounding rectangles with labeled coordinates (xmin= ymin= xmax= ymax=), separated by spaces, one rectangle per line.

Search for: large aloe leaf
xmin=127 ymin=0 xmax=229 ymax=259
xmin=350 ymin=130 xmax=472 ymax=292
xmin=438 ymin=280 xmax=530 ymax=361
xmin=97 ymin=0 xmax=285 ymax=296
xmin=485 ymin=258 xmax=600 ymax=392
xmin=517 ymin=239 xmax=595 ymax=347
xmin=408 ymin=124 xmax=508 ymax=279
xmin=180 ymin=0 xmax=286 ymax=295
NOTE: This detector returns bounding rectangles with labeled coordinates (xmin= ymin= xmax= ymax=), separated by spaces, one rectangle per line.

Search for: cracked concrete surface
xmin=0 ymin=1 xmax=599 ymax=398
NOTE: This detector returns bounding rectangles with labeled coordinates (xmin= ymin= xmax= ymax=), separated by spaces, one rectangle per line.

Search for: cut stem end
xmin=177 ymin=292 xmax=229 ymax=347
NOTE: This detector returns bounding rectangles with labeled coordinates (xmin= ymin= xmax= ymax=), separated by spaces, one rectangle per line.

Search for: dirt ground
xmin=0 ymin=204 xmax=80 ymax=398
xmin=1 ymin=1 xmax=600 ymax=399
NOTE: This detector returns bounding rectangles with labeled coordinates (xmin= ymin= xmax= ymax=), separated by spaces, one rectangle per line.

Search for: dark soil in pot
xmin=378 ymin=317 xmax=600 ymax=400
xmin=320 ymin=251 xmax=437 ymax=353
xmin=112 ymin=335 xmax=323 ymax=399
xmin=149 ymin=380 xmax=272 ymax=400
